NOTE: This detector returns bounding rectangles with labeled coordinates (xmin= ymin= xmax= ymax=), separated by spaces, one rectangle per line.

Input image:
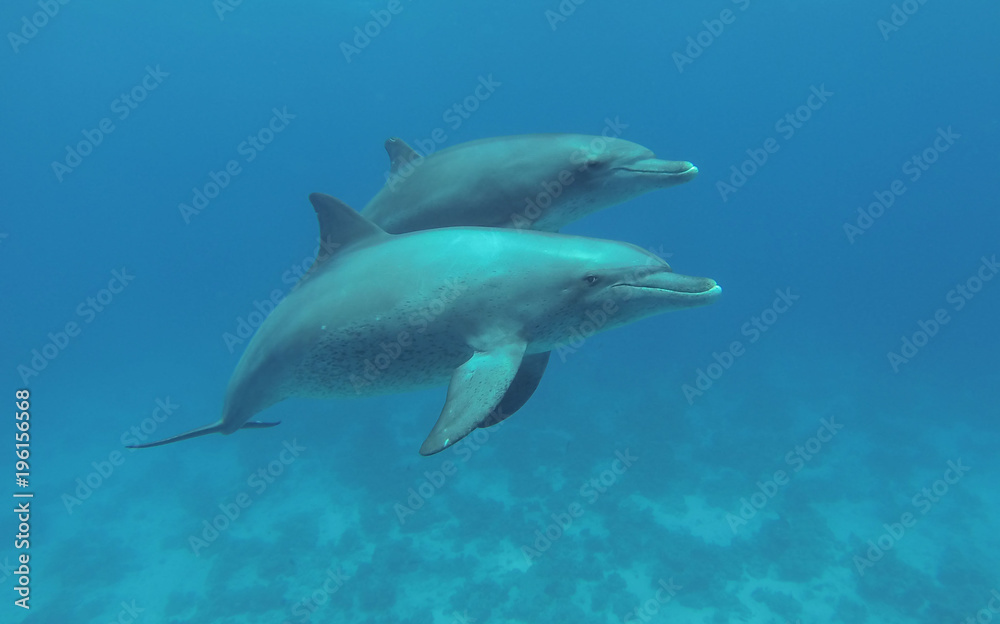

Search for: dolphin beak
xmin=614 ymin=269 xmax=721 ymax=307
xmin=617 ymin=158 xmax=699 ymax=187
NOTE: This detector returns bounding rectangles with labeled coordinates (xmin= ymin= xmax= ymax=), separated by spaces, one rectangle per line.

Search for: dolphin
xmin=130 ymin=194 xmax=720 ymax=454
xmin=362 ymin=134 xmax=698 ymax=234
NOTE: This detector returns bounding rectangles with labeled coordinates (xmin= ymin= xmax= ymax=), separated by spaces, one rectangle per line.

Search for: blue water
xmin=3 ymin=1 xmax=999 ymax=622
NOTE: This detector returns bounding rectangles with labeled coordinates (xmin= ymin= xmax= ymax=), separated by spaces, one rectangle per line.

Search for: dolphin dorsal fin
xmin=307 ymin=193 xmax=389 ymax=272
xmin=384 ymin=137 xmax=421 ymax=174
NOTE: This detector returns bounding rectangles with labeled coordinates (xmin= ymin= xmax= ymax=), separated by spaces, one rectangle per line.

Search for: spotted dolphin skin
xmin=362 ymin=134 xmax=698 ymax=234
xmin=130 ymin=194 xmax=720 ymax=454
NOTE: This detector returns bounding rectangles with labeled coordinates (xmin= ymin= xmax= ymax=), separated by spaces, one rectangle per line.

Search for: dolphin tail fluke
xmin=126 ymin=420 xmax=281 ymax=449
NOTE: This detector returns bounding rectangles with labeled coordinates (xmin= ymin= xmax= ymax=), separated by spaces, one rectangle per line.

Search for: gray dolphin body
xmin=132 ymin=194 xmax=720 ymax=454
xmin=362 ymin=134 xmax=698 ymax=233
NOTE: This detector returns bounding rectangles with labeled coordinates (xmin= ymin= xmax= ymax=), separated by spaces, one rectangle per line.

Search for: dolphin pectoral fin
xmin=419 ymin=342 xmax=527 ymax=456
xmin=481 ymin=351 xmax=550 ymax=428
xmin=125 ymin=420 xmax=281 ymax=449
xmin=384 ymin=137 xmax=421 ymax=175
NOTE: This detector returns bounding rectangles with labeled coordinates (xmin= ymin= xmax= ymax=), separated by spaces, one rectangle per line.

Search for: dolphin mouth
xmin=612 ymin=271 xmax=721 ymax=304
xmin=615 ymin=159 xmax=699 ymax=183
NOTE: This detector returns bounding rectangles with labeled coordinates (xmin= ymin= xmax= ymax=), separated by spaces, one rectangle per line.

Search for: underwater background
xmin=2 ymin=0 xmax=999 ymax=622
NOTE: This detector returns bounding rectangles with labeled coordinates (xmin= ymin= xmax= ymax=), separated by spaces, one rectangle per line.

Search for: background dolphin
xmin=362 ymin=133 xmax=698 ymax=233
xmin=131 ymin=194 xmax=720 ymax=454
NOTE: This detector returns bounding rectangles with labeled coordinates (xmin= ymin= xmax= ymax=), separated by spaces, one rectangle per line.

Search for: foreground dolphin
xmin=362 ymin=134 xmax=698 ymax=233
xmin=131 ymin=194 xmax=720 ymax=454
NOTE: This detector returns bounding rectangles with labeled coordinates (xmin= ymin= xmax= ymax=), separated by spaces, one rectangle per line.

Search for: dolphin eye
xmin=584 ymin=275 xmax=599 ymax=286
